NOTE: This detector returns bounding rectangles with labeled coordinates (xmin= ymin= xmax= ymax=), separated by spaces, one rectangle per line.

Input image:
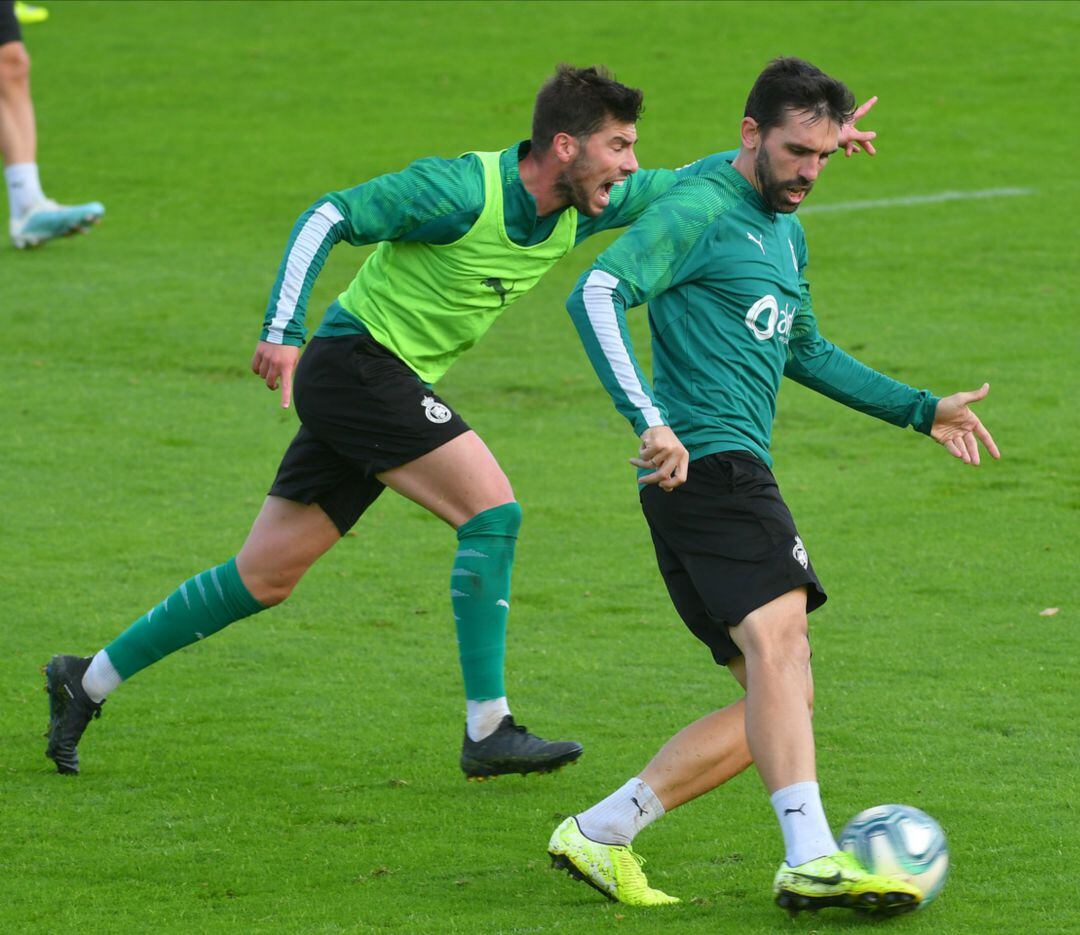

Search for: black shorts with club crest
xmin=640 ymin=450 xmax=827 ymax=666
xmin=269 ymin=333 xmax=470 ymax=534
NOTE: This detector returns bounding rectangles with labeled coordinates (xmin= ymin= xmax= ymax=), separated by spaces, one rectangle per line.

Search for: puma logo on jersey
xmin=482 ymin=277 xmax=512 ymax=306
xmin=747 ymin=232 xmax=765 ymax=254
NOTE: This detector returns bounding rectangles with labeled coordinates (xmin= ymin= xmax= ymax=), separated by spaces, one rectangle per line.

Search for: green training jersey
xmin=260 ymin=141 xmax=685 ymax=382
xmin=566 ymin=154 xmax=939 ymax=468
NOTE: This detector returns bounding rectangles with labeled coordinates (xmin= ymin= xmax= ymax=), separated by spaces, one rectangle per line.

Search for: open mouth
xmin=597 ymin=178 xmax=627 ymax=207
xmin=786 ymin=186 xmax=810 ymax=205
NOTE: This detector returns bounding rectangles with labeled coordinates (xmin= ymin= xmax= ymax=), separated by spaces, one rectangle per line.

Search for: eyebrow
xmin=787 ymin=142 xmax=838 ymax=156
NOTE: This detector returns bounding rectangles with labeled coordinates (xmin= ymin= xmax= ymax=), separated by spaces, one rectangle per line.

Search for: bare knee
xmin=731 ymin=588 xmax=807 ymax=660
xmin=0 ymin=43 xmax=31 ymax=88
xmin=238 ymin=565 xmax=300 ymax=607
xmin=741 ymin=616 xmax=810 ymax=670
xmin=235 ymin=545 xmax=311 ymax=607
xmin=236 ymin=497 xmax=340 ymax=607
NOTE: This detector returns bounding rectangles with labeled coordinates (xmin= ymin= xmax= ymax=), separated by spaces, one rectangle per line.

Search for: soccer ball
xmin=838 ymin=804 xmax=949 ymax=907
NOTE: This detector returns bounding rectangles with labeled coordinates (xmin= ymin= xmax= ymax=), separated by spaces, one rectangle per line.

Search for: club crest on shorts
xmin=421 ymin=395 xmax=452 ymax=424
xmin=792 ymin=535 xmax=809 ymax=569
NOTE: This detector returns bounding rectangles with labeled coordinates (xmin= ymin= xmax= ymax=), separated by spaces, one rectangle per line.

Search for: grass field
xmin=2 ymin=1 xmax=1078 ymax=932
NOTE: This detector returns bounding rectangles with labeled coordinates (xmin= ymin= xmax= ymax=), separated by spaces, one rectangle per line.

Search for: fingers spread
xmin=851 ymin=95 xmax=878 ymax=121
xmin=976 ymin=422 xmax=1001 ymax=459
xmin=963 ymin=431 xmax=980 ymax=466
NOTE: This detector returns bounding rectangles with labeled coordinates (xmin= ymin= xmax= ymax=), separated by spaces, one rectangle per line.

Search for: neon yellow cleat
xmin=548 ymin=817 xmax=680 ymax=907
xmin=774 ymin=850 xmax=922 ymax=916
xmin=15 ymin=2 xmax=49 ymax=25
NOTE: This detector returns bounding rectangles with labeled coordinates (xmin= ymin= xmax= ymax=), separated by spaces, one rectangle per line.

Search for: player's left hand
xmin=930 ymin=382 xmax=1001 ymax=466
xmin=839 ymin=96 xmax=878 ymax=157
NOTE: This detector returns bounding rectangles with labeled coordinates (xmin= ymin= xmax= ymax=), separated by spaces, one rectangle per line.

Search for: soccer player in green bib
xmin=42 ymin=64 xmax=877 ymax=781
xmin=548 ymin=58 xmax=999 ymax=914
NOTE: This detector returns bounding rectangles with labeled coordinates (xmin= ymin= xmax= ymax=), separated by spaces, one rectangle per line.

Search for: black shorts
xmin=269 ymin=333 xmax=470 ymax=534
xmin=0 ymin=3 xmax=21 ymax=46
xmin=640 ymin=451 xmax=827 ymax=666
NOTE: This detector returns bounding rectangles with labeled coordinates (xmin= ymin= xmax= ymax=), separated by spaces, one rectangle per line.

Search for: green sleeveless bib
xmin=337 ymin=150 xmax=577 ymax=383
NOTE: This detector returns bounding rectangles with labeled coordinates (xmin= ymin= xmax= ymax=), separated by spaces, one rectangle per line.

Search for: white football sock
xmin=4 ymin=162 xmax=46 ymax=219
xmin=576 ymin=777 xmax=665 ymax=846
xmin=771 ymin=780 xmax=838 ymax=867
xmin=82 ymin=649 xmax=122 ymax=703
xmin=466 ymin=696 xmax=511 ymax=741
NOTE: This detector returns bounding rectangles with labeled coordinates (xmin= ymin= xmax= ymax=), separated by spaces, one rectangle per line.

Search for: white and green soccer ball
xmin=838 ymin=804 xmax=949 ymax=907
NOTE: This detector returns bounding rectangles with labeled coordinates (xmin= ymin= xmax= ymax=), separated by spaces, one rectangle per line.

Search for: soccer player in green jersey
xmin=42 ymin=64 xmax=877 ymax=781
xmin=549 ymin=58 xmax=999 ymax=914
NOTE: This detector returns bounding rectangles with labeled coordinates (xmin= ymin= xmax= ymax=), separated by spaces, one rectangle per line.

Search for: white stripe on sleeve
xmin=266 ymin=201 xmax=345 ymax=344
xmin=582 ymin=269 xmax=665 ymax=428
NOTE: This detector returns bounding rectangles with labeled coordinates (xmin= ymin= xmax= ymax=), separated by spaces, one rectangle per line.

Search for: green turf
xmin=2 ymin=0 xmax=1078 ymax=931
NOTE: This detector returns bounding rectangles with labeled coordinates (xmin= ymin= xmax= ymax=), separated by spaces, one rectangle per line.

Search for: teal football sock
xmin=451 ymin=502 xmax=522 ymax=701
xmin=104 ymin=557 xmax=265 ymax=680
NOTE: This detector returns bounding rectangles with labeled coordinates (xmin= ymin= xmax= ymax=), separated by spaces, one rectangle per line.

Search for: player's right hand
xmin=632 ymin=425 xmax=689 ymax=491
xmin=250 ymin=340 xmax=301 ymax=409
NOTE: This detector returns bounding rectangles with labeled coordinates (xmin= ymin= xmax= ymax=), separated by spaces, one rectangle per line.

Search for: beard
xmin=554 ymin=150 xmax=603 ymax=217
xmin=754 ymin=145 xmax=813 ymax=214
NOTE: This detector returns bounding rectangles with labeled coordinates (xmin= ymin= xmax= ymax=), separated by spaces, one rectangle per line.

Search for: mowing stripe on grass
xmin=802 ymin=187 xmax=1034 ymax=214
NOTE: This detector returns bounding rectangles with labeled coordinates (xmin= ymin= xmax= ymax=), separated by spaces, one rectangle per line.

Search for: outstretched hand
xmin=631 ymin=425 xmax=689 ymax=491
xmin=251 ymin=340 xmax=301 ymax=408
xmin=839 ymin=95 xmax=878 ymax=157
xmin=931 ymin=383 xmax=1000 ymax=466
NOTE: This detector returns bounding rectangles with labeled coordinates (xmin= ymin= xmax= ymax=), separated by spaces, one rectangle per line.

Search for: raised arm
xmin=579 ymin=94 xmax=879 ymax=241
xmin=577 ymin=150 xmax=738 ymax=239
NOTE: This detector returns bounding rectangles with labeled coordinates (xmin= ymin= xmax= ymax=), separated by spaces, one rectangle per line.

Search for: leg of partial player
xmin=0 ymin=40 xmax=103 ymax=247
xmin=43 ymin=497 xmax=340 ymax=775
xmin=0 ymin=40 xmax=36 ymax=164
xmin=377 ymin=430 xmax=582 ymax=779
xmin=729 ymin=587 xmax=922 ymax=915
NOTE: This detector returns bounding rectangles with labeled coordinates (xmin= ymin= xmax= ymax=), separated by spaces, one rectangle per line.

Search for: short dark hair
xmin=531 ymin=64 xmax=644 ymax=154
xmin=744 ymin=57 xmax=855 ymax=134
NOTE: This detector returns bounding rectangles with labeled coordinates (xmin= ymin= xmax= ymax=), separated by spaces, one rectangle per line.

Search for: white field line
xmin=801 ymin=187 xmax=1034 ymax=214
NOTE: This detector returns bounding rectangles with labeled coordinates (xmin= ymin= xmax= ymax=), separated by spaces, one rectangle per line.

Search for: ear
xmin=550 ymin=131 xmax=581 ymax=165
xmin=740 ymin=116 xmax=760 ymax=151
